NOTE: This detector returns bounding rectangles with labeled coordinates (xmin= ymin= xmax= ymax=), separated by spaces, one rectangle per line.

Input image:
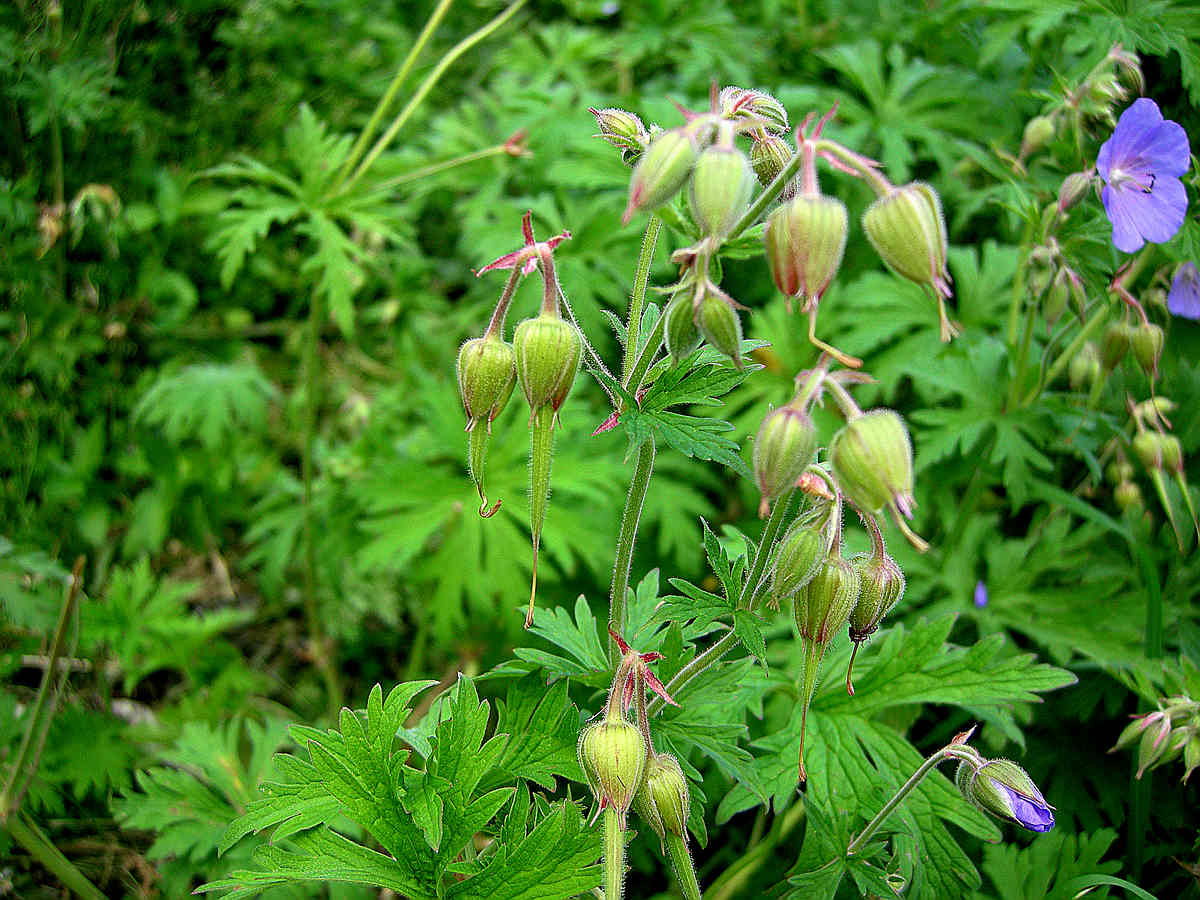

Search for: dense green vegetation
xmin=3 ymin=1 xmax=1200 ymax=897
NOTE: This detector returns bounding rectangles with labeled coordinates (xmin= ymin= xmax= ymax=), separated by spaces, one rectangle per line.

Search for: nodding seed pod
xmin=770 ymin=512 xmax=832 ymax=603
xmin=689 ymin=144 xmax=755 ymax=239
xmin=1100 ymin=320 xmax=1135 ymax=371
xmin=765 ymin=193 xmax=848 ymax=311
xmin=623 ymin=128 xmax=699 ymax=224
xmin=1068 ymin=341 xmax=1101 ymax=391
xmin=632 ymin=751 xmax=689 ymax=843
xmin=664 ymin=292 xmax=702 ymax=365
xmin=753 ymin=403 xmax=818 ymax=516
xmin=1131 ymin=321 xmax=1164 ymax=377
xmin=750 ymin=133 xmax=795 ymax=198
xmin=457 ymin=334 xmax=517 ymax=516
xmin=844 ymin=551 xmax=905 ymax=694
xmin=578 ymin=717 xmax=647 ymax=825
xmin=696 ymin=289 xmax=744 ymax=369
xmin=829 ymin=409 xmax=916 ymax=519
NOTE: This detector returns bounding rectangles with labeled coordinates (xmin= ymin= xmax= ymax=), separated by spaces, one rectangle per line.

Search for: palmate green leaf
xmin=629 ymin=409 xmax=753 ymax=480
xmin=482 ymin=676 xmax=585 ymax=792
xmin=298 ymin=210 xmax=367 ymax=336
xmin=981 ymin=828 xmax=1121 ymax=900
xmin=204 ymin=186 xmax=303 ymax=289
xmin=134 ymin=362 xmax=278 ymax=450
xmin=514 ymin=594 xmax=609 ymax=681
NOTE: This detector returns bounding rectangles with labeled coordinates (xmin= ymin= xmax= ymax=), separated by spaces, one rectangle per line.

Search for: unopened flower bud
xmin=1100 ymin=320 xmax=1134 ymax=371
xmin=632 ymin=752 xmax=688 ymax=841
xmin=794 ymin=556 xmax=861 ymax=645
xmin=848 ymin=552 xmax=905 ymax=642
xmin=689 ymin=145 xmax=755 ymax=238
xmin=1132 ymin=430 xmax=1181 ymax=473
xmin=591 ymin=107 xmax=648 ymax=160
xmin=457 ymin=335 xmax=517 ymax=430
xmin=578 ymin=717 xmax=648 ymax=820
xmin=1043 ymin=268 xmax=1071 ymax=323
xmin=1021 ymin=115 xmax=1055 ymax=158
xmin=771 ymin=512 xmax=832 ymax=601
xmin=765 ymin=193 xmax=848 ymax=310
xmin=1114 ymin=480 xmax=1144 ymax=514
xmin=829 ymin=410 xmax=916 ymax=519
xmin=753 ymin=403 xmax=818 ymax=514
xmin=697 ymin=289 xmax=744 ymax=369
xmin=1107 ymin=459 xmax=1134 ymax=485
xmin=623 ymin=128 xmax=698 ymax=224
xmin=1058 ymin=171 xmax=1093 ymax=214
xmin=664 ymin=292 xmax=702 ymax=364
xmin=957 ymin=758 xmax=1055 ymax=833
xmin=1135 ymin=714 xmax=1174 ymax=778
xmin=862 ymin=182 xmax=951 ymax=295
xmin=1068 ymin=341 xmax=1101 ymax=391
xmin=750 ymin=133 xmax=795 ymax=196
xmin=1110 ymin=712 xmax=1160 ymax=753
xmin=514 ymin=313 xmax=582 ymax=412
xmin=1183 ymin=733 xmax=1200 ymax=783
xmin=719 ymin=86 xmax=788 ymax=133
xmin=1131 ymin=321 xmax=1164 ymax=377
xmin=1088 ymin=72 xmax=1126 ymax=106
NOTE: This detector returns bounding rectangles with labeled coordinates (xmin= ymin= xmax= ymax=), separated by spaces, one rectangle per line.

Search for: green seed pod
xmin=753 ymin=404 xmax=818 ymax=514
xmin=771 ymin=515 xmax=831 ymax=601
xmin=848 ymin=553 xmax=905 ymax=642
xmin=689 ymin=145 xmax=755 ymax=238
xmin=750 ymin=133 xmax=794 ymax=196
xmin=1107 ymin=459 xmax=1134 ymax=485
xmin=1114 ymin=480 xmax=1143 ymax=514
xmin=632 ymin=752 xmax=688 ymax=842
xmin=1057 ymin=170 xmax=1093 ymax=214
xmin=1100 ymin=320 xmax=1134 ymax=371
xmin=514 ymin=313 xmax=582 ymax=412
xmin=862 ymin=182 xmax=949 ymax=292
xmin=718 ymin=86 xmax=789 ymax=133
xmin=1042 ymin=268 xmax=1071 ymax=324
xmin=697 ymin=290 xmax=744 ymax=369
xmin=1132 ymin=431 xmax=1167 ymax=471
xmin=1131 ymin=321 xmax=1164 ymax=377
xmin=578 ymin=717 xmax=648 ymax=819
xmin=664 ymin=292 xmax=702 ymax=364
xmin=1021 ymin=115 xmax=1055 ymax=157
xmin=829 ymin=410 xmax=916 ymax=518
xmin=457 ymin=335 xmax=517 ymax=430
xmin=623 ymin=128 xmax=699 ymax=223
xmin=1068 ymin=341 xmax=1101 ymax=391
xmin=765 ymin=194 xmax=848 ymax=309
xmin=794 ymin=556 xmax=861 ymax=645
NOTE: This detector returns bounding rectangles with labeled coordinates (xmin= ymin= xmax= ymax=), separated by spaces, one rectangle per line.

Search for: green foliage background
xmin=2 ymin=0 xmax=1199 ymax=897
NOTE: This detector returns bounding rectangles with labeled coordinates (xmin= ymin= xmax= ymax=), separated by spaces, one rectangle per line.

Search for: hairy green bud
xmin=514 ymin=313 xmax=582 ymax=412
xmin=623 ymin=128 xmax=698 ymax=224
xmin=1021 ymin=115 xmax=1055 ymax=158
xmin=591 ymin=107 xmax=648 ymax=163
xmin=771 ymin=514 xmax=832 ymax=602
xmin=750 ymin=133 xmax=794 ymax=197
xmin=457 ymin=335 xmax=517 ymax=430
xmin=1131 ymin=321 xmax=1164 ymax=377
xmin=1100 ymin=320 xmax=1134 ymax=371
xmin=664 ymin=292 xmax=702 ymax=364
xmin=1068 ymin=341 xmax=1101 ymax=391
xmin=578 ymin=717 xmax=648 ymax=819
xmin=862 ymin=183 xmax=951 ymax=295
xmin=848 ymin=552 xmax=905 ymax=642
xmin=795 ymin=556 xmax=861 ymax=645
xmin=956 ymin=758 xmax=1055 ymax=832
xmin=719 ymin=86 xmax=789 ymax=133
xmin=633 ymin=752 xmax=688 ymax=841
xmin=689 ymin=145 xmax=755 ymax=238
xmin=697 ymin=290 xmax=744 ymax=369
xmin=829 ymin=410 xmax=916 ymax=519
xmin=753 ymin=404 xmax=818 ymax=514
xmin=1114 ymin=479 xmax=1143 ymax=514
xmin=765 ymin=193 xmax=848 ymax=309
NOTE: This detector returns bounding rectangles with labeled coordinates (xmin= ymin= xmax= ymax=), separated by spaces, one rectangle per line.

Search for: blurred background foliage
xmin=2 ymin=0 xmax=1199 ymax=896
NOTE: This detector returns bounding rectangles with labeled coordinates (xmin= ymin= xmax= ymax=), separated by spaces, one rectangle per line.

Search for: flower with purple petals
xmin=1096 ymin=98 xmax=1191 ymax=253
xmin=973 ymin=580 xmax=988 ymax=608
xmin=988 ymin=776 xmax=1056 ymax=832
xmin=1168 ymin=262 xmax=1200 ymax=320
xmin=960 ymin=758 xmax=1055 ymax=833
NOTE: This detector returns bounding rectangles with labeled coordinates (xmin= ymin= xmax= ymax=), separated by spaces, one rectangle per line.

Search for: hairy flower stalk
xmin=844 ymin=514 xmax=905 ymax=694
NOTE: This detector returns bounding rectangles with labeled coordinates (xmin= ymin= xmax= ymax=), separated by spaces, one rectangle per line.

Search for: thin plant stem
xmin=726 ymin=142 xmax=807 ymax=242
xmin=648 ymin=488 xmax=795 ymax=715
xmin=485 ymin=265 xmax=524 ymax=338
xmin=603 ymin=806 xmax=625 ymax=900
xmin=665 ymin=832 xmax=702 ymax=900
xmin=608 ymin=439 xmax=656 ymax=666
xmin=622 ymin=312 xmax=667 ymax=401
xmin=361 ymin=142 xmax=516 ymax=196
xmin=336 ymin=0 xmax=456 ymax=186
xmin=1006 ymin=301 xmax=1040 ymax=410
xmin=1022 ymin=304 xmax=1109 ymax=406
xmin=622 ymin=216 xmax=662 ymax=385
xmin=1006 ymin=217 xmax=1038 ymax=346
xmin=4 ymin=811 xmax=106 ymax=900
xmin=846 ymin=744 xmax=978 ymax=855
xmin=342 ymin=0 xmax=528 ymax=193
xmin=302 ymin=287 xmax=342 ymax=717
xmin=2 ymin=557 xmax=83 ymax=818
xmin=706 ymin=801 xmax=806 ymax=900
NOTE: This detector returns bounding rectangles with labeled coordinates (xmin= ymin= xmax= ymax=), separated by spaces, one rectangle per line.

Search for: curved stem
xmin=726 ymin=142 xmax=807 ymax=241
xmin=342 ymin=0 xmax=528 ymax=192
xmin=362 ymin=141 xmax=514 ymax=195
xmin=666 ymin=833 xmax=702 ymax=900
xmin=4 ymin=812 xmax=106 ymax=900
xmin=335 ymin=0 xmax=456 ymax=187
xmin=1006 ymin=300 xmax=1039 ymax=410
xmin=485 ymin=265 xmax=524 ymax=338
xmin=622 ymin=216 xmax=662 ymax=386
xmin=608 ymin=439 xmax=656 ymax=666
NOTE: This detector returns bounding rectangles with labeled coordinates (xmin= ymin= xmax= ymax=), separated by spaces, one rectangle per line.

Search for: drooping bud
xmin=1068 ymin=341 xmax=1101 ymax=391
xmin=632 ymin=752 xmax=688 ymax=842
xmin=696 ymin=288 xmax=744 ymax=369
xmin=623 ymin=128 xmax=699 ymax=224
xmin=770 ymin=510 xmax=833 ymax=602
xmin=1132 ymin=430 xmax=1174 ymax=472
xmin=1100 ymin=320 xmax=1134 ymax=371
xmin=578 ymin=717 xmax=648 ymax=823
xmin=765 ymin=193 xmax=848 ymax=311
xmin=750 ymin=133 xmax=795 ymax=197
xmin=829 ymin=410 xmax=916 ymax=519
xmin=591 ymin=107 xmax=649 ymax=163
xmin=848 ymin=553 xmax=905 ymax=643
xmin=956 ymin=758 xmax=1055 ymax=833
xmin=1114 ymin=480 xmax=1144 ymax=514
xmin=514 ymin=313 xmax=582 ymax=413
xmin=1134 ymin=714 xmax=1174 ymax=779
xmin=1131 ymin=321 xmax=1164 ymax=377
xmin=753 ymin=403 xmax=818 ymax=516
xmin=457 ymin=335 xmax=517 ymax=430
xmin=1020 ymin=115 xmax=1055 ymax=158
xmin=689 ymin=144 xmax=755 ymax=238
xmin=1110 ymin=712 xmax=1162 ymax=753
xmin=718 ymin=86 xmax=788 ymax=133
xmin=664 ymin=292 xmax=702 ymax=364
xmin=1057 ymin=170 xmax=1093 ymax=215
xmin=1042 ymin=268 xmax=1071 ymax=323
xmin=1107 ymin=459 xmax=1135 ymax=485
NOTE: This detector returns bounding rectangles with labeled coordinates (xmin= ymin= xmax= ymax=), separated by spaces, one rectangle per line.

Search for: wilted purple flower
xmin=1168 ymin=262 xmax=1200 ymax=320
xmin=973 ymin=581 xmax=988 ymax=608
xmin=1096 ymin=98 xmax=1190 ymax=253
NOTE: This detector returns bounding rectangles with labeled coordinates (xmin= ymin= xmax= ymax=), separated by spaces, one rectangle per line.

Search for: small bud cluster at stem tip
xmin=1110 ymin=695 xmax=1200 ymax=782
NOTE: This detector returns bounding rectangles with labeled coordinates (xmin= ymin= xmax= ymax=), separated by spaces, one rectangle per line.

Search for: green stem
xmin=1022 ymin=304 xmax=1109 ymax=406
xmin=846 ymin=745 xmax=979 ymax=855
xmin=608 ymin=438 xmax=656 ymax=666
xmin=647 ymin=488 xmax=795 ymax=715
xmin=666 ymin=833 xmax=702 ymax=900
xmin=810 ymin=139 xmax=893 ymax=196
xmin=604 ymin=807 xmax=626 ymax=900
xmin=341 ymin=0 xmax=528 ymax=193
xmin=4 ymin=812 xmax=106 ymax=900
xmin=360 ymin=141 xmax=515 ymax=195
xmin=485 ymin=265 xmax=524 ymax=338
xmin=1006 ymin=217 xmax=1038 ymax=346
xmin=706 ymin=801 xmax=806 ymax=900
xmin=336 ymin=0 xmax=456 ymax=186
xmin=526 ymin=405 xmax=555 ymax=628
xmin=302 ymin=288 xmax=341 ymax=717
xmin=1006 ymin=300 xmax=1039 ymax=410
xmin=622 ymin=312 xmax=667 ymax=402
xmin=622 ymin=216 xmax=662 ymax=385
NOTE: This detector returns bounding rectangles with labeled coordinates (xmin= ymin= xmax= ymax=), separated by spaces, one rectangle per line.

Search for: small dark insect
xmin=1143 ymin=173 xmax=1157 ymax=194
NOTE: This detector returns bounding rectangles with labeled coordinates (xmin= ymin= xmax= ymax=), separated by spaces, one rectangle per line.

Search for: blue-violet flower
xmin=1096 ymin=98 xmax=1190 ymax=253
xmin=1168 ymin=262 xmax=1200 ymax=320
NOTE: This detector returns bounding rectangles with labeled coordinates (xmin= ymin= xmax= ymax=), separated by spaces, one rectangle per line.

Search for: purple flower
xmin=963 ymin=759 xmax=1056 ymax=833
xmin=1168 ymin=262 xmax=1200 ymax=320
xmin=1096 ymin=98 xmax=1190 ymax=253
xmin=973 ymin=581 xmax=988 ymax=608
xmin=988 ymin=776 xmax=1056 ymax=833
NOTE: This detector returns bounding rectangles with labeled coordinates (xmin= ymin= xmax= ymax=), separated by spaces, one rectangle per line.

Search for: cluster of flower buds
xmin=1110 ymin=695 xmax=1200 ymax=782
xmin=954 ymin=753 xmax=1055 ymax=833
xmin=1122 ymin=399 xmax=1199 ymax=550
xmin=458 ymin=213 xmax=581 ymax=627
